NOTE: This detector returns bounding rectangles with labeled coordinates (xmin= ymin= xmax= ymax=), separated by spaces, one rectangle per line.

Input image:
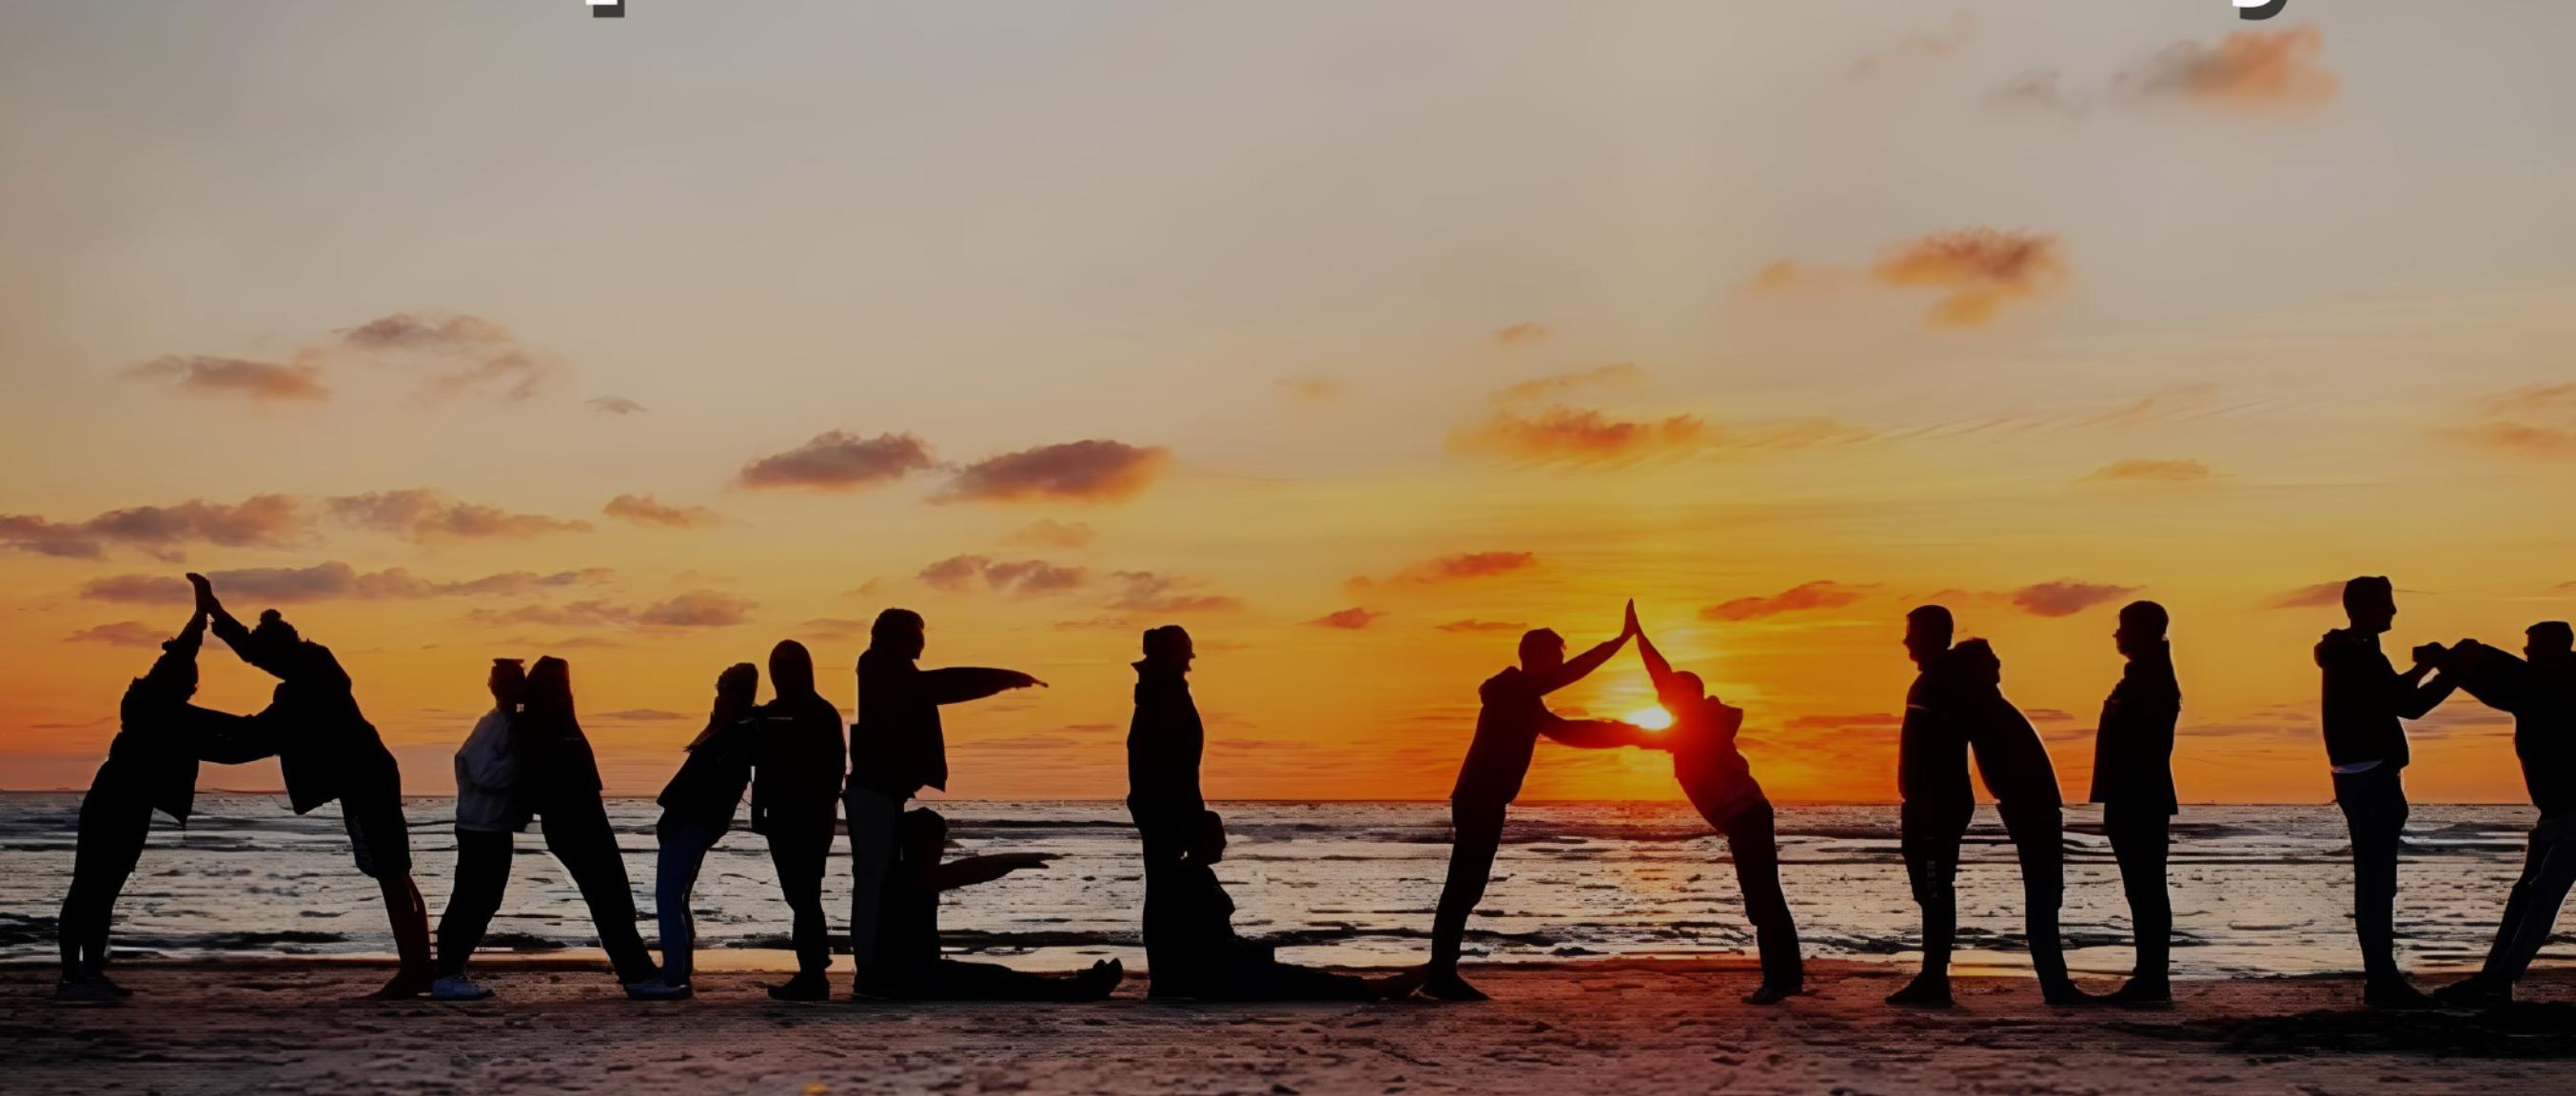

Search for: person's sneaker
xmin=767 ymin=975 xmax=830 ymax=1002
xmin=2363 ymin=979 xmax=2437 ymax=1010
xmin=626 ymin=978 xmax=693 ymax=1002
xmin=1367 ymin=968 xmax=1430 ymax=1001
xmin=52 ymin=978 xmax=120 ymax=1006
xmin=1073 ymin=959 xmax=1125 ymax=1000
xmin=370 ymin=970 xmax=434 ymax=1000
xmin=2104 ymin=979 xmax=2173 ymax=1008
xmin=91 ymin=974 xmax=133 ymax=999
xmin=430 ymin=975 xmax=495 ymax=1002
xmin=2432 ymin=976 xmax=2509 ymax=1008
xmin=1884 ymin=973 xmax=1954 ymax=1008
xmin=1742 ymin=982 xmax=1800 ymax=1007
xmin=1422 ymin=972 xmax=1490 ymax=1002
xmin=2041 ymin=983 xmax=2100 ymax=1008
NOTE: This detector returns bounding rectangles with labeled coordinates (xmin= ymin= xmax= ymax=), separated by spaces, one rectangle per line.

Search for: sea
xmin=0 ymin=793 xmax=2561 ymax=980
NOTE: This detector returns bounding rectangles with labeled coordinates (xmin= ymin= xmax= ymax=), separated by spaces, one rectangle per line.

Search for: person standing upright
xmin=1127 ymin=624 xmax=1205 ymax=984
xmin=1888 ymin=605 xmax=1976 ymax=1008
xmin=753 ymin=640 xmax=848 ymax=1001
xmin=2090 ymin=600 xmax=2182 ymax=1006
xmin=2315 ymin=575 xmax=2456 ymax=1008
xmin=844 ymin=610 xmax=1044 ymax=996
xmin=429 ymin=658 xmax=533 ymax=1001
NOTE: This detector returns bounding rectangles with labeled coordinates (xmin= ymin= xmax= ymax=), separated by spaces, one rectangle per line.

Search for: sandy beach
xmin=10 ymin=958 xmax=2576 ymax=1095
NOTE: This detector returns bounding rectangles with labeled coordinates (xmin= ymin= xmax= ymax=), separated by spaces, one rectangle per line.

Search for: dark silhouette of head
xmin=2530 ymin=621 xmax=2574 ymax=664
xmin=2115 ymin=600 xmax=2170 ymax=659
xmin=488 ymin=658 xmax=526 ymax=710
xmin=1518 ymin=628 xmax=1566 ymax=675
xmin=249 ymin=608 xmax=301 ymax=661
xmin=524 ymin=656 xmax=575 ymax=720
xmin=142 ymin=637 xmax=200 ymax=702
xmin=2343 ymin=577 xmax=2396 ymax=635
xmin=770 ymin=640 xmax=816 ymax=699
xmin=716 ymin=661 xmax=759 ymax=707
xmin=1665 ymin=669 xmax=1708 ymax=705
xmin=1189 ymin=810 xmax=1228 ymax=866
xmin=872 ymin=608 xmax=927 ymax=660
xmin=1904 ymin=605 xmax=1954 ymax=667
xmin=1950 ymin=637 xmax=2002 ymax=689
xmin=896 ymin=807 xmax=947 ymax=866
xmin=1141 ymin=625 xmax=1193 ymax=672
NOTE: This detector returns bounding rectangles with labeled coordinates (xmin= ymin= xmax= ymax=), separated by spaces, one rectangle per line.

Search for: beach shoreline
xmin=10 ymin=958 xmax=2576 ymax=1095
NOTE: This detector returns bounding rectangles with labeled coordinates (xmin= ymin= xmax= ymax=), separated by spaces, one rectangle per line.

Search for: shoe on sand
xmin=2104 ymin=979 xmax=2172 ymax=1008
xmin=430 ymin=975 xmax=495 ymax=1002
xmin=2363 ymin=979 xmax=2437 ymax=1010
xmin=2432 ymin=976 xmax=2509 ymax=1008
xmin=2041 ymin=983 xmax=2100 ymax=1008
xmin=1742 ymin=982 xmax=1801 ymax=1007
xmin=768 ymin=975 xmax=831 ymax=1002
xmin=370 ymin=970 xmax=434 ymax=1000
xmin=1884 ymin=974 xmax=1954 ymax=1008
xmin=52 ymin=978 xmax=121 ymax=1006
xmin=1423 ymin=973 xmax=1489 ymax=1002
xmin=627 ymin=978 xmax=693 ymax=1002
xmin=1368 ymin=968 xmax=1430 ymax=1001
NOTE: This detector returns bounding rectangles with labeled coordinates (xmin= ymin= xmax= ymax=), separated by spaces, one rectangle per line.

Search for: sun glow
xmin=1626 ymin=706 xmax=1674 ymax=732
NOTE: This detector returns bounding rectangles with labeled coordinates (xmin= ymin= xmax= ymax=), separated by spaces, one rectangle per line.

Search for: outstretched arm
xmin=1637 ymin=625 xmax=1675 ymax=695
xmin=1540 ymin=715 xmax=1659 ymax=751
xmin=2393 ymin=645 xmax=2457 ymax=719
xmin=920 ymin=852 xmax=1053 ymax=893
xmin=921 ymin=667 xmax=1047 ymax=706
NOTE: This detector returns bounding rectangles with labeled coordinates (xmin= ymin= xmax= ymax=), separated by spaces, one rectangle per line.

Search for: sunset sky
xmin=4 ymin=1 xmax=2571 ymax=803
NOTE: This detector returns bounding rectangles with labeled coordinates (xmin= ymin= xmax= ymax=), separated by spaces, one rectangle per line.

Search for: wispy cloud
xmin=2010 ymin=580 xmax=2139 ymax=618
xmin=326 ymin=489 xmax=589 ymax=541
xmin=1277 ymin=375 xmax=1345 ymax=403
xmin=1104 ymin=571 xmax=1244 ymax=615
xmin=1701 ymin=580 xmax=1874 ymax=621
xmin=1755 ymin=228 xmax=2067 ymax=328
xmin=1491 ymin=323 xmax=1548 ymax=346
xmin=1307 ymin=607 xmax=1384 ymax=630
xmin=1453 ymin=407 xmax=1706 ymax=464
xmin=1004 ymin=519 xmax=1096 ymax=549
xmin=2113 ymin=26 xmax=2338 ymax=109
xmin=738 ymin=430 xmax=938 ymax=491
xmin=1350 ymin=551 xmax=1538 ymax=591
xmin=467 ymin=589 xmax=755 ymax=630
xmin=2266 ymin=581 xmax=2347 ymax=610
xmin=334 ymin=311 xmax=554 ymax=401
xmin=1436 ymin=618 xmax=1526 ymax=634
xmin=126 ymin=356 xmax=328 ymax=402
xmin=602 ymin=493 xmax=724 ymax=529
xmin=588 ymin=396 xmax=646 ymax=415
xmin=917 ymin=554 xmax=1090 ymax=598
xmin=2083 ymin=458 xmax=2217 ymax=484
xmin=936 ymin=440 xmax=1170 ymax=503
xmin=63 ymin=621 xmax=169 ymax=647
xmin=2 ymin=495 xmax=307 ymax=561
xmin=1849 ymin=9 xmax=1976 ymax=79
xmin=82 ymin=563 xmax=612 ymax=605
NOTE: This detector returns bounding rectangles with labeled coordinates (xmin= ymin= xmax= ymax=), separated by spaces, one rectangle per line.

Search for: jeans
xmin=2103 ymin=802 xmax=2173 ymax=983
xmin=1996 ymin=802 xmax=2072 ymax=991
xmin=2332 ymin=765 xmax=2409 ymax=981
xmin=653 ymin=819 xmax=725 ymax=987
xmin=59 ymin=784 xmax=154 ymax=978
xmin=436 ymin=828 xmax=514 ymax=978
xmin=1899 ymin=798 xmax=1974 ymax=979
xmin=767 ymin=826 xmax=834 ymax=981
xmin=1430 ymin=799 xmax=1508 ymax=976
xmin=537 ymin=797 xmax=658 ymax=984
xmin=843 ymin=787 xmax=903 ymax=988
xmin=2476 ymin=819 xmax=2576 ymax=984
xmin=1714 ymin=799 xmax=1803 ymax=990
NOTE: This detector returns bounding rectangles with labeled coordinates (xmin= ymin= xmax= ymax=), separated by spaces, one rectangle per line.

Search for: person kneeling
xmin=862 ymin=809 xmax=1124 ymax=1001
xmin=1149 ymin=811 xmax=1425 ymax=1001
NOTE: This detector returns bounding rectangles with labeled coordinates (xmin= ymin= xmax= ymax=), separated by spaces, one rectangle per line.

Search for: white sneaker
xmin=431 ymin=974 xmax=495 ymax=1001
xmin=626 ymin=978 xmax=692 ymax=1001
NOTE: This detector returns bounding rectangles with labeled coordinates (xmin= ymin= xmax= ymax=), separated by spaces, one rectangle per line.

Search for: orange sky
xmin=4 ymin=3 xmax=2572 ymax=802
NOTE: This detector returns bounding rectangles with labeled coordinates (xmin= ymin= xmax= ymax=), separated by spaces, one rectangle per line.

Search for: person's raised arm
xmin=920 ymin=667 xmax=1047 ymax=706
xmin=2394 ymin=642 xmax=2458 ymax=719
xmin=1636 ymin=621 xmax=1675 ymax=695
xmin=1534 ymin=601 xmax=1640 ymax=695
xmin=190 ymin=574 xmax=256 ymax=662
xmin=920 ymin=851 xmax=1053 ymax=893
xmin=1539 ymin=714 xmax=1660 ymax=751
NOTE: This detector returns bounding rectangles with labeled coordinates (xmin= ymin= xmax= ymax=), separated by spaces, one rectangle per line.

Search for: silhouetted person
xmin=2434 ymin=623 xmax=2576 ymax=1008
xmin=1629 ymin=604 xmax=1802 ymax=1005
xmin=191 ymin=573 xmax=434 ymax=997
xmin=2316 ymin=576 xmax=2455 ymax=1008
xmin=1889 ymin=605 xmax=1974 ymax=1008
xmin=846 ymin=610 xmax=1043 ymax=995
xmin=2090 ymin=600 xmax=2181 ymax=1006
xmin=1428 ymin=605 xmax=1646 ymax=1001
xmin=431 ymin=658 xmax=533 ymax=1001
xmin=632 ymin=662 xmax=761 ymax=1001
xmin=862 ymin=808 xmax=1124 ymax=1001
xmin=1128 ymin=624 xmax=1205 ymax=982
xmin=755 ymin=639 xmax=847 ymax=1000
xmin=55 ymin=606 xmax=262 ymax=1004
xmin=1952 ymin=639 xmax=2089 ymax=1007
xmin=1146 ymin=811 xmax=1426 ymax=1001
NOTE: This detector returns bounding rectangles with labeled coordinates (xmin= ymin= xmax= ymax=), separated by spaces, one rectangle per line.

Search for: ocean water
xmin=0 ymin=793 xmax=2562 ymax=979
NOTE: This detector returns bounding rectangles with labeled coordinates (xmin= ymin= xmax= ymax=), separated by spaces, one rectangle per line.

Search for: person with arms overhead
xmin=846 ymin=610 xmax=1044 ymax=996
xmin=1951 ymin=638 xmax=2091 ymax=1007
xmin=631 ymin=661 xmax=761 ymax=1001
xmin=2090 ymin=600 xmax=2182 ymax=1007
xmin=55 ymin=603 xmax=262 ymax=1004
xmin=1627 ymin=603 xmax=1803 ymax=1005
xmin=864 ymin=808 xmax=1124 ymax=1001
xmin=2315 ymin=576 xmax=2456 ymax=1008
xmin=2433 ymin=622 xmax=2576 ymax=1007
xmin=191 ymin=573 xmax=435 ymax=998
xmin=755 ymin=639 xmax=848 ymax=1001
xmin=1888 ymin=604 xmax=1974 ymax=1008
xmin=1427 ymin=603 xmax=1650 ymax=1001
xmin=1127 ymin=624 xmax=1205 ymax=982
xmin=429 ymin=658 xmax=534 ymax=1001
xmin=1146 ymin=811 xmax=1426 ymax=1001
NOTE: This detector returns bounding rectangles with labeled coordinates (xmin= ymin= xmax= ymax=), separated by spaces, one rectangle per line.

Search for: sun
xmin=1625 ymin=706 xmax=1674 ymax=732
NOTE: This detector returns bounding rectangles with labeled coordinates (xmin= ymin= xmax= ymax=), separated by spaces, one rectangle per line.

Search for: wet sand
xmin=8 ymin=958 xmax=2576 ymax=1095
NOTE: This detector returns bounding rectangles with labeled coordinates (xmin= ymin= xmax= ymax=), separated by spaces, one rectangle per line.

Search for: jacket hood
xmin=1950 ymin=639 xmax=2002 ymax=689
xmin=1480 ymin=666 xmax=1524 ymax=701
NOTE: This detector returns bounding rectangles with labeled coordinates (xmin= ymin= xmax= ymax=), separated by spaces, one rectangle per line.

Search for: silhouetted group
xmin=50 ymin=572 xmax=2576 ymax=1014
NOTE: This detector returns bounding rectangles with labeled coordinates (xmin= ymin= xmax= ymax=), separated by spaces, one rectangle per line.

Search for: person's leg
xmin=2493 ymin=833 xmax=2576 ymax=983
xmin=843 ymin=788 xmax=902 ymax=993
xmin=1426 ymin=801 xmax=1505 ymax=999
xmin=2333 ymin=769 xmax=2410 ymax=990
xmin=60 ymin=790 xmax=151 ymax=985
xmin=915 ymin=958 xmax=1122 ymax=1002
xmin=1246 ymin=960 xmax=1378 ymax=1002
xmin=1722 ymin=800 xmax=1803 ymax=1000
xmin=344 ymin=793 xmax=434 ymax=996
xmin=2473 ymin=837 xmax=2546 ymax=982
xmin=653 ymin=821 xmax=720 ymax=988
xmin=435 ymin=829 xmax=513 ymax=980
xmin=1131 ymin=798 xmax=1187 ymax=985
xmin=2000 ymin=804 xmax=2077 ymax=1000
xmin=540 ymin=798 xmax=657 ymax=985
xmin=1891 ymin=801 xmax=1965 ymax=1004
xmin=767 ymin=830 xmax=831 ymax=990
xmin=2103 ymin=804 xmax=2173 ymax=1001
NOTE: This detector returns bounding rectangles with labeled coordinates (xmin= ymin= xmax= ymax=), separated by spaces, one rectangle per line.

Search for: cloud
xmin=127 ymin=356 xmax=329 ymax=402
xmin=1452 ymin=407 xmax=1706 ymax=464
xmin=1436 ymin=619 xmax=1526 ymax=634
xmin=1491 ymin=323 xmax=1549 ymax=345
xmin=1745 ymin=261 xmax=1843 ymax=293
xmin=2 ymin=495 xmax=308 ymax=561
xmin=1351 ymin=551 xmax=1538 ymax=591
xmin=738 ymin=430 xmax=938 ymax=491
xmin=1277 ymin=376 xmax=1345 ymax=403
xmin=2266 ymin=581 xmax=2348 ymax=610
xmin=2025 ymin=708 xmax=2076 ymax=724
xmin=326 ymin=489 xmax=589 ymax=541
xmin=2114 ymin=26 xmax=2337 ymax=108
xmin=1105 ymin=571 xmax=1244 ymax=615
xmin=467 ymin=589 xmax=754 ymax=631
xmin=2083 ymin=459 xmax=2216 ymax=484
xmin=1307 ymin=607 xmax=1384 ymax=630
xmin=937 ymin=440 xmax=1170 ymax=503
xmin=1871 ymin=228 xmax=2068 ymax=327
xmin=81 ymin=562 xmax=612 ymax=605
xmin=588 ymin=396 xmax=647 ymax=415
xmin=916 ymin=555 xmax=1089 ymax=598
xmin=636 ymin=590 xmax=757 ymax=628
xmin=1784 ymin=713 xmax=1902 ymax=731
xmin=2444 ymin=387 xmax=2576 ymax=458
xmin=798 ymin=617 xmax=874 ymax=640
xmin=1701 ymin=580 xmax=1874 ymax=621
xmin=2010 ymin=580 xmax=2139 ymax=617
xmin=64 ymin=621 xmax=168 ymax=647
xmin=1489 ymin=363 xmax=1645 ymax=406
xmin=595 ymin=709 xmax=687 ymax=722
xmin=1988 ymin=69 xmax=2089 ymax=118
xmin=1005 ymin=519 xmax=1096 ymax=549
xmin=334 ymin=312 xmax=552 ymax=401
xmin=602 ymin=493 xmax=723 ymax=529
xmin=1850 ymin=9 xmax=1976 ymax=79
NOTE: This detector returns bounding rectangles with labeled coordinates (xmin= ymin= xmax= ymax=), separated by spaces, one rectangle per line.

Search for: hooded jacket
xmin=2449 ymin=643 xmax=2576 ymax=816
xmin=210 ymin=608 xmax=397 ymax=814
xmin=2088 ymin=644 xmax=2181 ymax=812
xmin=2315 ymin=628 xmax=2454 ymax=771
xmin=850 ymin=650 xmax=1024 ymax=801
xmin=1449 ymin=666 xmax=1632 ymax=808
xmin=752 ymin=647 xmax=846 ymax=835
xmin=1898 ymin=648 xmax=1975 ymax=812
xmin=1951 ymin=640 xmax=2063 ymax=811
xmin=1665 ymin=696 xmax=1765 ymax=824
xmin=658 ymin=704 xmax=756 ymax=833
xmin=1126 ymin=660 xmax=1205 ymax=814
xmin=99 ymin=617 xmax=259 ymax=825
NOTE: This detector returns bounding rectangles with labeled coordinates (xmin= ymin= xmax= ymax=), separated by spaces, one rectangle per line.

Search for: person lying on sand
xmin=860 ymin=808 xmax=1124 ymax=1001
xmin=1146 ymin=811 xmax=1426 ymax=1001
